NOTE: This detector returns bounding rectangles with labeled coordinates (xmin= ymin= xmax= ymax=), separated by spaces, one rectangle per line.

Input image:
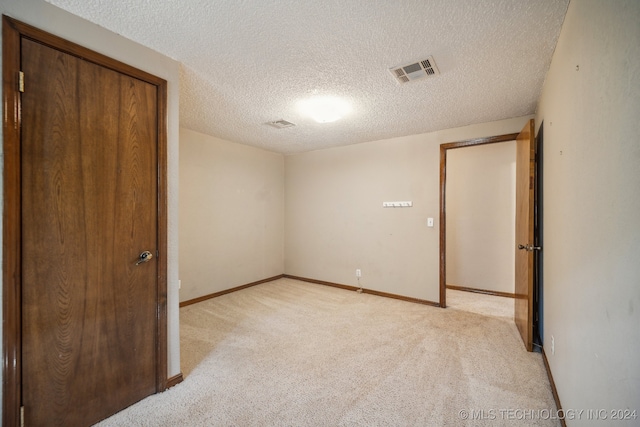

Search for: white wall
xmin=179 ymin=128 xmax=284 ymax=302
xmin=0 ymin=0 xmax=182 ymax=401
xmin=446 ymin=141 xmax=516 ymax=294
xmin=285 ymin=116 xmax=531 ymax=303
xmin=535 ymin=0 xmax=640 ymax=420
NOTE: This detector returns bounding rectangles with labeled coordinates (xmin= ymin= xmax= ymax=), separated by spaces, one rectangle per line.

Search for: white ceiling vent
xmin=267 ymin=119 xmax=296 ymax=129
xmin=390 ymin=56 xmax=440 ymax=84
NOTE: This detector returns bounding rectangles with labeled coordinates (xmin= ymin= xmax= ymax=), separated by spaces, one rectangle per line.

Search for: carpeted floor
xmin=96 ymin=278 xmax=559 ymax=426
xmin=446 ymin=289 xmax=515 ymax=320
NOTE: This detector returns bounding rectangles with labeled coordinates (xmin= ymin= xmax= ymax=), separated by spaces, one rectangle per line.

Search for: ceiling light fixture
xmin=297 ymin=96 xmax=352 ymax=123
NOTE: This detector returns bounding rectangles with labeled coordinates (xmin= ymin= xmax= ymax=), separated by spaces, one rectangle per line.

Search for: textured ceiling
xmin=45 ymin=0 xmax=569 ymax=154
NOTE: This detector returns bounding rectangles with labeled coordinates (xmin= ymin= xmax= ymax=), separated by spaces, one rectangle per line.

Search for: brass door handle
xmin=136 ymin=250 xmax=153 ymax=265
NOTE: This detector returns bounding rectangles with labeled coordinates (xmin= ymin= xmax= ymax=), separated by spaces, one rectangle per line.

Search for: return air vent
xmin=267 ymin=119 xmax=296 ymax=129
xmin=389 ymin=56 xmax=440 ymax=84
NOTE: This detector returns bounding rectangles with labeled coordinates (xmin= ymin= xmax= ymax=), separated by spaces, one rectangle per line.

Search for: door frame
xmin=2 ymin=16 xmax=168 ymax=425
xmin=439 ymin=132 xmax=519 ymax=308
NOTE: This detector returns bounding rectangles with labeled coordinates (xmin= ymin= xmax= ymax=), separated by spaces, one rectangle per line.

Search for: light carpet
xmin=97 ymin=278 xmax=559 ymax=426
xmin=446 ymin=289 xmax=515 ymax=320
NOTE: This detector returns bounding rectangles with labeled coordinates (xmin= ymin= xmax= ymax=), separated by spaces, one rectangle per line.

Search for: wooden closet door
xmin=20 ymin=37 xmax=159 ymax=426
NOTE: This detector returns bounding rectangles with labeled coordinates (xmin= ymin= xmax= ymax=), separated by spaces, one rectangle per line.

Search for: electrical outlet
xmin=551 ymin=335 xmax=555 ymax=355
xmin=355 ymin=269 xmax=362 ymax=278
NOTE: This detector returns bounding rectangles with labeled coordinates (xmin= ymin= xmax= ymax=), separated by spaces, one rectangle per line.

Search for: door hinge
xmin=20 ymin=406 xmax=25 ymax=427
xmin=19 ymin=71 xmax=25 ymax=93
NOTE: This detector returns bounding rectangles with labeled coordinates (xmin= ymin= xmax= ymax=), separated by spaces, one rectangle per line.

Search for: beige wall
xmin=446 ymin=141 xmax=516 ymax=294
xmin=0 ymin=0 xmax=182 ymax=395
xmin=285 ymin=117 xmax=531 ymax=302
xmin=535 ymin=0 xmax=640 ymax=416
xmin=179 ymin=128 xmax=284 ymax=302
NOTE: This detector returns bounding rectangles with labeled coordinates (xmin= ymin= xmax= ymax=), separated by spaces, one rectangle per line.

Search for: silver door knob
xmin=136 ymin=250 xmax=153 ymax=265
xmin=518 ymin=244 xmax=542 ymax=251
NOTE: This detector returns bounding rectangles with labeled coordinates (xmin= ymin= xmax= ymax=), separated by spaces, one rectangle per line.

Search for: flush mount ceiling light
xmin=297 ymin=96 xmax=352 ymax=123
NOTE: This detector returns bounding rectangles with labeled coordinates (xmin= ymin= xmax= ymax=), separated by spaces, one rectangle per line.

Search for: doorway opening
xmin=440 ymin=121 xmax=539 ymax=352
xmin=439 ymin=133 xmax=519 ymax=310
